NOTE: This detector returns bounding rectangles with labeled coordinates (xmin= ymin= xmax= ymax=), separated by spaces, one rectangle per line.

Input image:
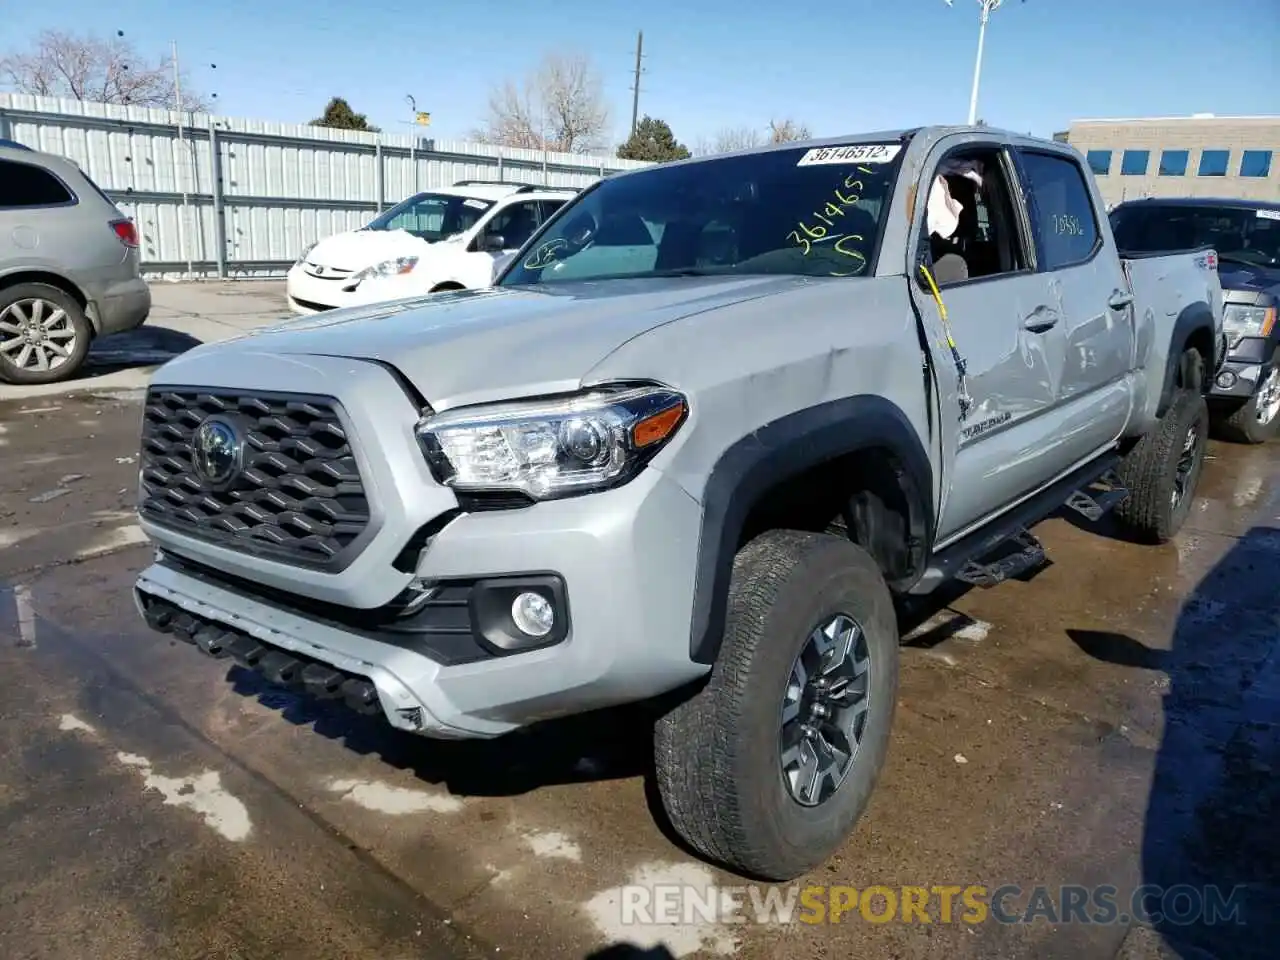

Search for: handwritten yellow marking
xmin=787 ymin=174 xmax=873 ymax=273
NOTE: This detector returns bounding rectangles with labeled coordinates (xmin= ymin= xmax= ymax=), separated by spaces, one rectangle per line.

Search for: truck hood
xmin=1219 ymin=261 xmax=1280 ymax=301
xmin=307 ymin=228 xmax=438 ymax=271
xmin=176 ymin=275 xmax=808 ymax=410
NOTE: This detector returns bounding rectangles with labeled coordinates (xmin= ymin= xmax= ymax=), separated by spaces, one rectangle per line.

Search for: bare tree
xmin=694 ymin=126 xmax=764 ymax=156
xmin=0 ymin=30 xmax=207 ymax=111
xmin=474 ymin=51 xmax=609 ymax=154
xmin=768 ymin=117 xmax=813 ymax=143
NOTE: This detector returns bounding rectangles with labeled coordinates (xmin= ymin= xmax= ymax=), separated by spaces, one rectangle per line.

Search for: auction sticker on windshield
xmin=796 ymin=144 xmax=902 ymax=166
xmin=1256 ymin=209 xmax=1280 ymax=221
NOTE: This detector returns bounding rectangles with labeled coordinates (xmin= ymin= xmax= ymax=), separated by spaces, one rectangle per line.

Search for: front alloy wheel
xmin=780 ymin=613 xmax=872 ymax=807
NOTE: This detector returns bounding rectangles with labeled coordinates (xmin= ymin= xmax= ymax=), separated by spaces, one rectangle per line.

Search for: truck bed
xmin=1121 ymin=246 xmax=1225 ymax=433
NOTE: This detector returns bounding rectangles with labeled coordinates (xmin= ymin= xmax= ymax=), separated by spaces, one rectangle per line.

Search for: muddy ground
xmin=0 ymin=284 xmax=1277 ymax=960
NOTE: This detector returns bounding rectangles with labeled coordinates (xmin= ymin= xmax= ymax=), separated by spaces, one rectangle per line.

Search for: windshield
xmin=364 ymin=192 xmax=494 ymax=242
xmin=499 ymin=142 xmax=903 ymax=286
xmin=1110 ymin=204 xmax=1280 ymax=268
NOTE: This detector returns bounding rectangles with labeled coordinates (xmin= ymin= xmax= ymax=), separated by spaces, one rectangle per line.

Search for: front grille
xmin=304 ymin=261 xmax=354 ymax=280
xmin=139 ymin=388 xmax=372 ymax=569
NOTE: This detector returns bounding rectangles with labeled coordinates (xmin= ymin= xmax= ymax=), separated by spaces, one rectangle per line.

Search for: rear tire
xmin=1114 ymin=387 xmax=1209 ymax=544
xmin=653 ymin=529 xmax=899 ymax=881
xmin=1212 ymin=360 xmax=1280 ymax=445
xmin=0 ymin=283 xmax=92 ymax=385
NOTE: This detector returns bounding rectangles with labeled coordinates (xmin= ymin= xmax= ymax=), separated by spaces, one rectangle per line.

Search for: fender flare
xmin=688 ymin=394 xmax=935 ymax=665
xmin=1156 ymin=301 xmax=1218 ymax=417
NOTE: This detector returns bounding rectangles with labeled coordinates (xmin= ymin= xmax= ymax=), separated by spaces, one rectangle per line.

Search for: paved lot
xmin=0 ymin=280 xmax=293 ymax=402
xmin=1 ymin=283 xmax=1278 ymax=959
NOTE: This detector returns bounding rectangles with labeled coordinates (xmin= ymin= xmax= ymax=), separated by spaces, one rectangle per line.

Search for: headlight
xmin=295 ymin=241 xmax=316 ymax=265
xmin=348 ymin=256 xmax=419 ymax=285
xmin=415 ymin=385 xmax=688 ymax=500
xmin=1223 ymin=304 xmax=1276 ymax=344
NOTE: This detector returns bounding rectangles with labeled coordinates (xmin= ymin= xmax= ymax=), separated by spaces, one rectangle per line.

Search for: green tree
xmin=310 ymin=97 xmax=379 ymax=132
xmin=617 ymin=116 xmax=690 ymax=163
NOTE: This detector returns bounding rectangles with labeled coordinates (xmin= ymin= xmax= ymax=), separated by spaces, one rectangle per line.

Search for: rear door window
xmin=1017 ymin=151 xmax=1101 ymax=270
xmin=0 ymin=159 xmax=77 ymax=208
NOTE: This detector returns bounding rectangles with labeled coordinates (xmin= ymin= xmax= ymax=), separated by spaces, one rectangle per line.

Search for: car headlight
xmin=348 ymin=256 xmax=419 ymax=285
xmin=1223 ymin=304 xmax=1276 ymax=344
xmin=295 ymin=241 xmax=316 ymax=266
xmin=415 ymin=385 xmax=688 ymax=500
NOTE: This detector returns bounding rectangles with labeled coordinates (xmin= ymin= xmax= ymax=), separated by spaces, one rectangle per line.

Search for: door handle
xmin=1108 ymin=290 xmax=1135 ymax=311
xmin=1022 ymin=306 xmax=1059 ymax=333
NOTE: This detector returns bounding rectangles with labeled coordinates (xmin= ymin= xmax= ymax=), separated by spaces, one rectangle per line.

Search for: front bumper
xmin=285 ymin=263 xmax=363 ymax=314
xmin=135 ymin=462 xmax=705 ymax=739
xmin=1210 ymin=335 xmax=1274 ymax=400
xmin=132 ymin=349 xmax=706 ymax=738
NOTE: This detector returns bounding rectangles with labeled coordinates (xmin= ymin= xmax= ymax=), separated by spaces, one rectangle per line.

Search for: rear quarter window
xmin=0 ymin=159 xmax=77 ymax=208
xmin=1018 ymin=151 xmax=1100 ymax=270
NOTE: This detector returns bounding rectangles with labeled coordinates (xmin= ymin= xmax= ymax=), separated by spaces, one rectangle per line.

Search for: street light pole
xmin=959 ymin=0 xmax=1012 ymax=126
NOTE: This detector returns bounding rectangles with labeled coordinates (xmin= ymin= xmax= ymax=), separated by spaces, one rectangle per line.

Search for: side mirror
xmin=482 ymin=233 xmax=506 ymax=253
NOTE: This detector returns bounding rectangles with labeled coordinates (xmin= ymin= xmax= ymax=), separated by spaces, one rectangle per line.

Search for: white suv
xmin=286 ymin=181 xmax=578 ymax=314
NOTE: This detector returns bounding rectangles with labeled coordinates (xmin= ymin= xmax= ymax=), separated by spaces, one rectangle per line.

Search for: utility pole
xmin=630 ymin=30 xmax=644 ymax=138
xmin=172 ymin=39 xmax=193 ymax=280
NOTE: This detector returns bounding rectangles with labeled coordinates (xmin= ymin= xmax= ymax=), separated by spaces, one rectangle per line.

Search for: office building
xmin=1058 ymin=115 xmax=1279 ymax=206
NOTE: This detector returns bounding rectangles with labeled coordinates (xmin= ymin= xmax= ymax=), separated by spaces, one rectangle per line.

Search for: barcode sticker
xmin=1256 ymin=208 xmax=1280 ymax=221
xmin=796 ymin=143 xmax=902 ymax=167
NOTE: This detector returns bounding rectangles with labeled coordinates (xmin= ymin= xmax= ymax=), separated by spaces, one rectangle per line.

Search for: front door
xmin=908 ymin=140 xmax=1068 ymax=544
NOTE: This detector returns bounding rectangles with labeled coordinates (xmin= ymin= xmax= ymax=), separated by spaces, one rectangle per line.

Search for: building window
xmin=1198 ymin=150 xmax=1230 ymax=177
xmin=1240 ymin=150 xmax=1273 ymax=178
xmin=1158 ymin=150 xmax=1189 ymax=176
xmin=1121 ymin=150 xmax=1150 ymax=176
xmin=1086 ymin=150 xmax=1112 ymax=176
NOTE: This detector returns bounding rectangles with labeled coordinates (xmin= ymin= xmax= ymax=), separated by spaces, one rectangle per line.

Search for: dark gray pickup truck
xmin=1111 ymin=197 xmax=1280 ymax=443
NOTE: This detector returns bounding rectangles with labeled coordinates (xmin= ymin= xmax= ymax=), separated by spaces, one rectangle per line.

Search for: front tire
xmin=0 ymin=283 xmax=92 ymax=385
xmin=653 ymin=530 xmax=899 ymax=881
xmin=1212 ymin=361 xmax=1280 ymax=445
xmin=1114 ymin=387 xmax=1209 ymax=544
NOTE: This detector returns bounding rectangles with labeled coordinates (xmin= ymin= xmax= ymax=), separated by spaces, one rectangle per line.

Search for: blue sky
xmin=4 ymin=0 xmax=1279 ymax=149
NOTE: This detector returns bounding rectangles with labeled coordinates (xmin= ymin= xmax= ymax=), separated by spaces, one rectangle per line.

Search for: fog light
xmin=511 ymin=591 xmax=554 ymax=637
xmin=1216 ymin=370 xmax=1238 ymax=389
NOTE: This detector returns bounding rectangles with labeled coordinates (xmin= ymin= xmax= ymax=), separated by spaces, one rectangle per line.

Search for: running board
xmin=910 ymin=453 xmax=1122 ymax=595
xmin=1063 ymin=470 xmax=1130 ymax=523
xmin=955 ymin=529 xmax=1046 ymax=588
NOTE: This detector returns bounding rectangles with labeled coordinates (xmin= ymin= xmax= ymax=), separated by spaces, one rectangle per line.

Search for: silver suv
xmin=0 ymin=139 xmax=151 ymax=385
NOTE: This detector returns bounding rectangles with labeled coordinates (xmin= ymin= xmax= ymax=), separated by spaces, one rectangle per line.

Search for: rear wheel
xmin=1213 ymin=361 xmax=1280 ymax=444
xmin=1114 ymin=387 xmax=1209 ymax=544
xmin=0 ymin=283 xmax=92 ymax=385
xmin=653 ymin=529 xmax=898 ymax=881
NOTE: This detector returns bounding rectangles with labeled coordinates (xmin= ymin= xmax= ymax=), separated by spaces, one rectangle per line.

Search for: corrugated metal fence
xmin=0 ymin=93 xmax=649 ymax=279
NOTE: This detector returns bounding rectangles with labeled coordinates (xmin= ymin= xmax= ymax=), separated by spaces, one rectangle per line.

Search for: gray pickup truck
xmin=132 ymin=126 xmax=1224 ymax=881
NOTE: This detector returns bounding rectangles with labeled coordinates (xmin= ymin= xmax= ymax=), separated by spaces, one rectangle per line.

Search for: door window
xmin=924 ymin=148 xmax=1030 ymax=286
xmin=1018 ymin=151 xmax=1101 ymax=270
xmin=482 ymin=201 xmax=542 ymax=250
xmin=0 ymin=160 xmax=76 ymax=208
